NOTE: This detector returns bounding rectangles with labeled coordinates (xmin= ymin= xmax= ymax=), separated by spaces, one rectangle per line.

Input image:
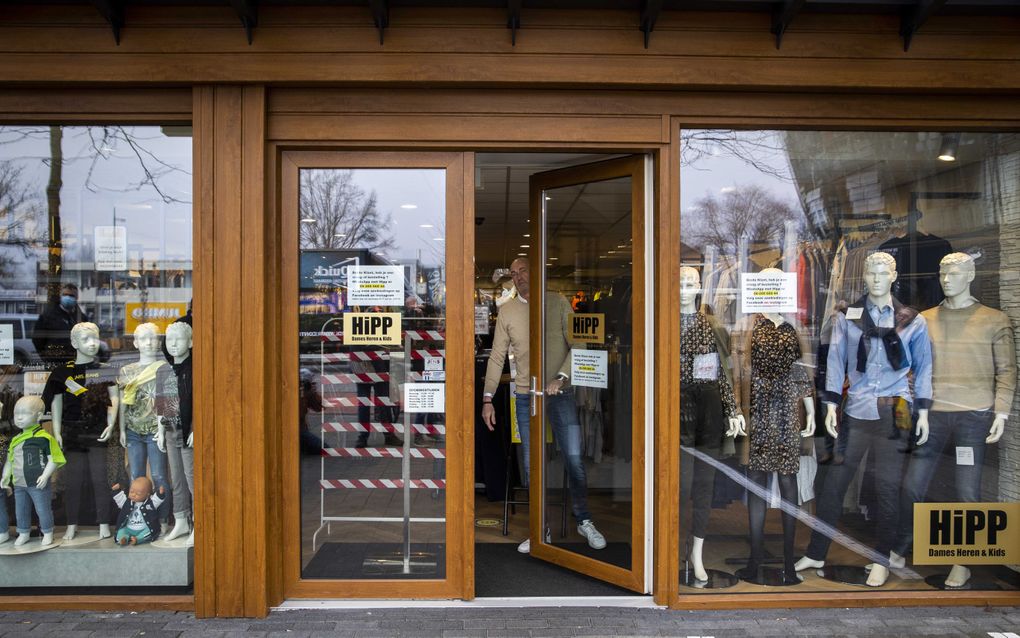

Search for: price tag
xmin=693 ymin=353 xmax=719 ymax=380
xmin=846 ymin=307 xmax=863 ymax=320
xmin=956 ymin=446 xmax=975 ymax=466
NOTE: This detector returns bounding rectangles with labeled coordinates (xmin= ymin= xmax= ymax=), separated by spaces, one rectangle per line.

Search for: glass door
xmin=527 ymin=155 xmax=650 ymax=592
xmin=281 ymin=151 xmax=473 ymax=600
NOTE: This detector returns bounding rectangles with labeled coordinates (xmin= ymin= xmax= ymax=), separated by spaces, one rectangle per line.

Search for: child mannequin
xmin=155 ymin=321 xmax=194 ymax=544
xmin=46 ymin=321 xmax=119 ymax=541
xmin=117 ymin=323 xmax=169 ymax=507
xmin=0 ymin=400 xmax=8 ymax=545
xmin=1 ymin=396 xmax=66 ymax=547
xmin=112 ymin=476 xmax=165 ymax=546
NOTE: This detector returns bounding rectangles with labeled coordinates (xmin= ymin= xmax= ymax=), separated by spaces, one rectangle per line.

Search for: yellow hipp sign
xmin=569 ymin=313 xmax=605 ymax=344
xmin=912 ymin=502 xmax=1020 ymax=565
xmin=343 ymin=312 xmax=401 ymax=345
xmin=125 ymin=302 xmax=189 ymax=333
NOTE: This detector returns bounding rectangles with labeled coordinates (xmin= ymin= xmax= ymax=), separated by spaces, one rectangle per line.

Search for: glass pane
xmin=0 ymin=125 xmax=193 ymax=592
xmin=541 ymin=176 xmax=632 ymax=569
xmin=679 ymin=130 xmax=1020 ymax=594
xmin=297 ymin=168 xmax=447 ymax=580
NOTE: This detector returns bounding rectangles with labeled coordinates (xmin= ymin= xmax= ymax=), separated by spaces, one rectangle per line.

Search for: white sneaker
xmin=516 ymin=528 xmax=552 ymax=554
xmin=578 ymin=519 xmax=606 ymax=549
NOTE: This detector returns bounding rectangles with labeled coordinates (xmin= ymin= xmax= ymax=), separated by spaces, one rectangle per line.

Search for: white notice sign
xmin=94 ymin=226 xmax=128 ymax=271
xmin=24 ymin=371 xmax=50 ymax=396
xmin=740 ymin=272 xmax=797 ymax=314
xmin=404 ymin=383 xmax=446 ymax=413
xmin=424 ymin=356 xmax=444 ymax=371
xmin=347 ymin=265 xmax=404 ymax=306
xmin=571 ymin=349 xmax=608 ymax=389
xmin=0 ymin=323 xmax=12 ymax=365
xmin=474 ymin=305 xmax=489 ymax=335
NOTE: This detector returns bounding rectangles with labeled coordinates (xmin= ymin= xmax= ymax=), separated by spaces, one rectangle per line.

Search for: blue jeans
xmin=515 ymin=392 xmax=592 ymax=522
xmin=805 ymin=406 xmax=906 ymax=564
xmin=0 ymin=489 xmax=8 ymax=533
xmin=126 ymin=429 xmax=169 ymax=498
xmin=892 ymin=410 xmax=991 ymax=556
xmin=14 ymin=484 xmax=54 ymax=534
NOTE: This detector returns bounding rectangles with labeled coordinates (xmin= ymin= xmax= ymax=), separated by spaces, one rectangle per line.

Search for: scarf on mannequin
xmin=844 ymin=294 xmax=917 ymax=373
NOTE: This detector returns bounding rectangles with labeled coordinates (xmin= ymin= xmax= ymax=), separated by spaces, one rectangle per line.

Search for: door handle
xmin=529 ymin=376 xmax=543 ymax=416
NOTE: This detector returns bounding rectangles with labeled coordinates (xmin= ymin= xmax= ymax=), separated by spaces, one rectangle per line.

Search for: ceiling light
xmin=549 ymin=257 xmax=558 ymax=261
xmin=401 ymin=204 xmax=418 ymax=209
xmin=334 ymin=233 xmax=347 ymax=237
xmin=523 ymin=234 xmax=530 ymax=238
xmin=300 ymin=218 xmax=316 ymax=223
xmin=520 ymin=244 xmax=530 ymax=248
xmin=545 ymin=196 xmax=551 ymax=201
xmin=517 ymin=252 xmax=527 ymax=256
xmin=433 ymin=237 xmax=444 ymax=241
xmin=420 ymin=224 xmax=434 ymax=228
xmin=938 ymin=133 xmax=960 ymax=162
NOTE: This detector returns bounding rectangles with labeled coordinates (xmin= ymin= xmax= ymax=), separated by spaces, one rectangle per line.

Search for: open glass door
xmin=527 ymin=155 xmax=649 ymax=592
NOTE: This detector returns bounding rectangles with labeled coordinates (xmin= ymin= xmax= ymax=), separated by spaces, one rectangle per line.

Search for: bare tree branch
xmin=299 ymin=169 xmax=395 ymax=253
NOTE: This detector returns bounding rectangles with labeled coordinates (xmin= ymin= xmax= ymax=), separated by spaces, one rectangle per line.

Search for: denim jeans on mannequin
xmin=891 ymin=410 xmax=991 ymax=556
xmin=126 ymin=429 xmax=169 ymax=498
xmin=804 ymin=404 xmax=906 ymax=565
xmin=14 ymin=484 xmax=53 ymax=534
xmin=514 ymin=391 xmax=592 ymax=522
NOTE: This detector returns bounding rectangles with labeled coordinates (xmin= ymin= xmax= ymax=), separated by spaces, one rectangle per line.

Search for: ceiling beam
xmin=370 ymin=0 xmax=389 ymax=45
xmin=771 ymin=0 xmax=806 ymax=49
xmin=91 ymin=0 xmax=124 ymax=45
xmin=229 ymin=0 xmax=258 ymax=45
xmin=901 ymin=0 xmax=948 ymax=52
xmin=640 ymin=0 xmax=663 ymax=49
xmin=507 ymin=0 xmax=522 ymax=46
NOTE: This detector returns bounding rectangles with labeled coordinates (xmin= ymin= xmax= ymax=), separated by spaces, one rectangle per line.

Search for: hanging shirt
xmin=824 ymin=297 xmax=933 ymax=420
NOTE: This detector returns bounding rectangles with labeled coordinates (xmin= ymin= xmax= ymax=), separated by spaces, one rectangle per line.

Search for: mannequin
xmin=0 ymin=400 xmax=8 ymax=545
xmin=117 ymin=323 xmax=169 ymax=507
xmin=795 ymin=252 xmax=932 ymax=587
xmin=45 ymin=322 xmax=119 ymax=541
xmin=891 ymin=253 xmax=1016 ymax=588
xmin=1 ymin=397 xmax=64 ymax=546
xmin=156 ymin=321 xmax=195 ymax=545
xmin=734 ymin=268 xmax=815 ymax=584
xmin=679 ymin=265 xmax=744 ymax=582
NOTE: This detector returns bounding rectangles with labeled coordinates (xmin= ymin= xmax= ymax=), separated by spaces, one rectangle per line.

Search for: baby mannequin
xmin=679 ymin=265 xmax=744 ymax=582
xmin=1 ymin=396 xmax=65 ymax=547
xmin=796 ymin=251 xmax=932 ymax=587
xmin=155 ymin=321 xmax=195 ymax=544
xmin=45 ymin=321 xmax=119 ymax=541
xmin=117 ymin=323 xmax=169 ymax=505
xmin=112 ymin=476 xmax=165 ymax=545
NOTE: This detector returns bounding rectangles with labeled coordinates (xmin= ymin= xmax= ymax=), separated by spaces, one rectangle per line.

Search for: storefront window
xmin=297 ymin=168 xmax=447 ymax=580
xmin=679 ymin=130 xmax=1020 ymax=593
xmin=0 ymin=125 xmax=193 ymax=591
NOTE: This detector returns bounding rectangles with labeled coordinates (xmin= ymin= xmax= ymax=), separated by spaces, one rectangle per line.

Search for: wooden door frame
xmin=526 ymin=155 xmax=649 ymax=593
xmin=278 ymin=150 xmax=474 ymax=600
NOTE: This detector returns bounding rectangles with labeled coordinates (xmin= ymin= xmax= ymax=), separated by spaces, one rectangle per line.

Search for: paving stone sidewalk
xmin=0 ymin=606 xmax=1017 ymax=637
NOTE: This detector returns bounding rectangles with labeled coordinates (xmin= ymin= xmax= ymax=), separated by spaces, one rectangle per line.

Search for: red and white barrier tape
xmin=405 ymin=330 xmax=445 ymax=341
xmin=320 ymin=372 xmax=389 ymax=385
xmin=320 ymin=351 xmax=389 ymax=362
xmin=321 ymin=447 xmax=446 ymax=459
xmin=320 ymin=479 xmax=446 ymax=490
xmin=323 ymin=396 xmax=396 ymax=408
xmin=410 ymin=349 xmax=445 ymax=360
xmin=322 ymin=422 xmax=446 ymax=435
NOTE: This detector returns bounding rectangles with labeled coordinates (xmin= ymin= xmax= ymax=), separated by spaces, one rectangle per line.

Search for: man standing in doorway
xmin=481 ymin=257 xmax=606 ymax=553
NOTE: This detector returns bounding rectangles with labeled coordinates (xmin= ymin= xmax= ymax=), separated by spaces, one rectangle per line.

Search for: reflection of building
xmin=37 ymin=258 xmax=192 ymax=335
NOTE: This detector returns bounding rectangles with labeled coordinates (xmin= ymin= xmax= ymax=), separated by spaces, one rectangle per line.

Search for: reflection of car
xmin=0 ymin=313 xmax=40 ymax=367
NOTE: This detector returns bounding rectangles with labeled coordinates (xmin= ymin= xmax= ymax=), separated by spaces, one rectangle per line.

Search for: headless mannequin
xmin=55 ymin=323 xmax=119 ymax=541
xmin=680 ymin=266 xmax=744 ymax=582
xmin=2 ymin=397 xmax=58 ymax=546
xmin=156 ymin=322 xmax=195 ymax=544
xmin=794 ymin=256 xmax=930 ymax=586
xmin=739 ymin=276 xmax=816 ymax=583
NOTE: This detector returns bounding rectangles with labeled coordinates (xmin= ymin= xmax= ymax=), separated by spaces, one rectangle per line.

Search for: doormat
xmin=303 ymin=542 xmax=447 ymax=580
xmin=474 ymin=542 xmax=635 ymax=597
